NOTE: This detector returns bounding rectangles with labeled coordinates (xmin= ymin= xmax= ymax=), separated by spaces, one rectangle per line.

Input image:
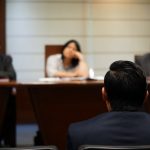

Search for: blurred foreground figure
xmin=0 ymin=54 xmax=16 ymax=147
xmin=67 ymin=60 xmax=150 ymax=150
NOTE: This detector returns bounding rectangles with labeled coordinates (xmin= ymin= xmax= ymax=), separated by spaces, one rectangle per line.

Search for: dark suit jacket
xmin=67 ymin=112 xmax=150 ymax=150
xmin=0 ymin=54 xmax=16 ymax=146
xmin=0 ymin=54 xmax=16 ymax=81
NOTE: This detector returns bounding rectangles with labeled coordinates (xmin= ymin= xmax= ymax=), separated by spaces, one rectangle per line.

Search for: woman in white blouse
xmin=46 ymin=40 xmax=88 ymax=78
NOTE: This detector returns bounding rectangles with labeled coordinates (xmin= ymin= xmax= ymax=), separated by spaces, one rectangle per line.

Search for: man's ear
xmin=144 ymin=90 xmax=149 ymax=104
xmin=102 ymin=87 xmax=107 ymax=102
xmin=102 ymin=87 xmax=111 ymax=111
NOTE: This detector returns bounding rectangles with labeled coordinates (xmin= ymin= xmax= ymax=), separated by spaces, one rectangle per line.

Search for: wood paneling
xmin=16 ymin=85 xmax=36 ymax=123
xmin=0 ymin=0 xmax=5 ymax=53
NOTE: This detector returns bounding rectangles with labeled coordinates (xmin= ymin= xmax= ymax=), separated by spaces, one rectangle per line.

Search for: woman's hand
xmin=54 ymin=71 xmax=77 ymax=78
xmin=71 ymin=51 xmax=84 ymax=61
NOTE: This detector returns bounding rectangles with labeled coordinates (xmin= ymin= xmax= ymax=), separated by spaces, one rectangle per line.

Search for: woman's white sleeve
xmin=46 ymin=56 xmax=59 ymax=77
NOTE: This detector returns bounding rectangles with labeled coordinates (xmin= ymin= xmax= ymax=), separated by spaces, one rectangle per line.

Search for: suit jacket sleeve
xmin=0 ymin=55 xmax=16 ymax=81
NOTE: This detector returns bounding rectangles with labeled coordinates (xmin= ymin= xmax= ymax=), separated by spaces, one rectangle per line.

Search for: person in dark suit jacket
xmin=0 ymin=54 xmax=16 ymax=81
xmin=67 ymin=60 xmax=150 ymax=150
xmin=0 ymin=54 xmax=16 ymax=147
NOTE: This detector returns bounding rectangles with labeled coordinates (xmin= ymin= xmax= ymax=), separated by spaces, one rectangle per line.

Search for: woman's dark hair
xmin=61 ymin=40 xmax=81 ymax=68
xmin=104 ymin=60 xmax=147 ymax=111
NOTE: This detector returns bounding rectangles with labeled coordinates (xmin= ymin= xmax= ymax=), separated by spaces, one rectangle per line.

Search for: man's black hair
xmin=104 ymin=60 xmax=147 ymax=111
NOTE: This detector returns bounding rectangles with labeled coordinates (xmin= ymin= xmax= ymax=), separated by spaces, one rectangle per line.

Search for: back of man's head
xmin=104 ymin=60 xmax=147 ymax=111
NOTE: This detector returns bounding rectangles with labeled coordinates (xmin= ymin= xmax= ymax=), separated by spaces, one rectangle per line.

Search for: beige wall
xmin=6 ymin=0 xmax=150 ymax=81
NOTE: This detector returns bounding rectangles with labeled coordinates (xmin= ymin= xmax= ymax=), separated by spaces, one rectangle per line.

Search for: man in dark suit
xmin=67 ymin=60 xmax=150 ymax=150
xmin=0 ymin=54 xmax=16 ymax=147
xmin=0 ymin=54 xmax=16 ymax=81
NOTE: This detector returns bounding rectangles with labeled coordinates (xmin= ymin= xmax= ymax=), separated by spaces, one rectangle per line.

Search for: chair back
xmin=45 ymin=45 xmax=63 ymax=77
xmin=135 ymin=55 xmax=143 ymax=66
xmin=135 ymin=53 xmax=150 ymax=76
xmin=79 ymin=145 xmax=150 ymax=150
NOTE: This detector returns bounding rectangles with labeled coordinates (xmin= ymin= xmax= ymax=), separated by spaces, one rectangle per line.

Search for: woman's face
xmin=63 ymin=42 xmax=78 ymax=59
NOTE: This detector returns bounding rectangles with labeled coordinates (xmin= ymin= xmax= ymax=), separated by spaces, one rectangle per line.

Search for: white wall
xmin=6 ymin=0 xmax=150 ymax=81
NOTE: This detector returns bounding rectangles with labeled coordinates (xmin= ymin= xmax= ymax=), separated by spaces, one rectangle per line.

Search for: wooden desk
xmin=20 ymin=80 xmax=107 ymax=150
xmin=17 ymin=80 xmax=150 ymax=149
xmin=16 ymin=84 xmax=36 ymax=123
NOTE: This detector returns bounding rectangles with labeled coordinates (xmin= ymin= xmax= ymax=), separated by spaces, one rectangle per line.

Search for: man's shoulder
xmin=69 ymin=111 xmax=150 ymax=131
xmin=69 ymin=113 xmax=109 ymax=131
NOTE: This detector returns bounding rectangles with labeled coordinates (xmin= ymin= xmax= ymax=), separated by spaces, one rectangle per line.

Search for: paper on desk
xmin=38 ymin=77 xmax=86 ymax=82
xmin=38 ymin=76 xmax=104 ymax=82
xmin=89 ymin=76 xmax=104 ymax=80
xmin=38 ymin=77 xmax=60 ymax=82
